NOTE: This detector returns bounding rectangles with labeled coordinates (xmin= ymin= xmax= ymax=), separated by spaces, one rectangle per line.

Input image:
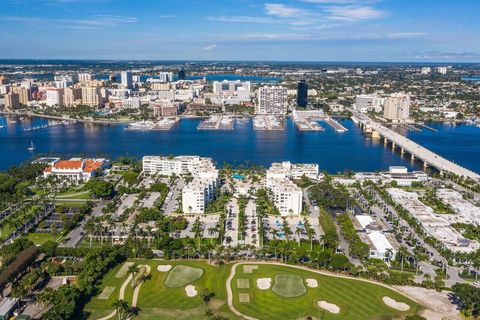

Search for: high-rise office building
xmin=81 ymin=86 xmax=101 ymax=106
xmin=256 ymin=86 xmax=288 ymax=114
xmin=121 ymin=71 xmax=133 ymax=89
xmin=159 ymin=72 xmax=174 ymax=83
xmin=437 ymin=67 xmax=447 ymax=75
xmin=11 ymin=86 xmax=30 ymax=105
xmin=4 ymin=93 xmax=20 ymax=109
xmin=178 ymin=68 xmax=186 ymax=80
xmin=297 ymin=80 xmax=308 ymax=107
xmin=383 ymin=93 xmax=410 ymax=120
xmin=64 ymin=88 xmax=82 ymax=107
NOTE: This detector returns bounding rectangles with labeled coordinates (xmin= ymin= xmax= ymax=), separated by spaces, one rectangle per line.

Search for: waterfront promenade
xmin=351 ymin=110 xmax=480 ymax=181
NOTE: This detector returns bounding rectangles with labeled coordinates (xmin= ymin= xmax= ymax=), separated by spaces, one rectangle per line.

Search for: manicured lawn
xmin=84 ymin=259 xmax=236 ymax=320
xmin=27 ymin=233 xmax=56 ymax=245
xmin=164 ymin=265 xmax=204 ymax=287
xmin=56 ymin=189 xmax=91 ymax=200
xmin=84 ymin=262 xmax=130 ymax=319
xmin=232 ymin=264 xmax=421 ymax=320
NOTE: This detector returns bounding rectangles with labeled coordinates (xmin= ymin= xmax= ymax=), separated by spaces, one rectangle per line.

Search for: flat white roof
xmin=356 ymin=215 xmax=374 ymax=229
xmin=367 ymin=231 xmax=394 ymax=253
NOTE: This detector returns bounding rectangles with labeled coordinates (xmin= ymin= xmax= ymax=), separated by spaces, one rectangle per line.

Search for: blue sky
xmin=0 ymin=0 xmax=479 ymax=62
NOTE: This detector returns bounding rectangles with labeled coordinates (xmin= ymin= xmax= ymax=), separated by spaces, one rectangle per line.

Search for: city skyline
xmin=1 ymin=0 xmax=480 ymax=62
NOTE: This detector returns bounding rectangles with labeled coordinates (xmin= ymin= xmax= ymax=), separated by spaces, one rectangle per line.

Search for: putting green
xmin=272 ymin=274 xmax=307 ymax=298
xmin=164 ymin=265 xmax=204 ymax=288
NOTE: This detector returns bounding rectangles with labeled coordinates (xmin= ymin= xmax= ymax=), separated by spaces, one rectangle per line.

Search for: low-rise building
xmin=43 ymin=158 xmax=109 ymax=182
xmin=365 ymin=231 xmax=397 ymax=261
xmin=266 ymin=161 xmax=319 ymax=187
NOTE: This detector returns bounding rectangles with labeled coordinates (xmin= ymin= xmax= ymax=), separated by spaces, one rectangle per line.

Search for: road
xmin=164 ymin=178 xmax=184 ymax=215
xmin=61 ymin=200 xmax=107 ymax=247
xmin=224 ymin=198 xmax=239 ymax=246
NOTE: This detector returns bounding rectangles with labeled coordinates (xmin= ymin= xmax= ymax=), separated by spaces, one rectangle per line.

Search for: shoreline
xmin=0 ymin=110 xmax=130 ymax=125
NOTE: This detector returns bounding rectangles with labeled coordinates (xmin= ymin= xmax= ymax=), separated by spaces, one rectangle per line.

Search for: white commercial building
xmin=142 ymin=156 xmax=219 ymax=214
xmin=45 ymin=88 xmax=64 ymax=107
xmin=355 ymin=94 xmax=385 ymax=113
xmin=437 ymin=67 xmax=447 ymax=74
xmin=421 ymin=67 xmax=431 ymax=75
xmin=256 ymin=86 xmax=288 ymax=115
xmin=367 ymin=231 xmax=396 ymax=261
xmin=388 ymin=188 xmax=479 ymax=253
xmin=383 ymin=93 xmax=410 ymax=121
xmin=122 ymin=97 xmax=141 ymax=109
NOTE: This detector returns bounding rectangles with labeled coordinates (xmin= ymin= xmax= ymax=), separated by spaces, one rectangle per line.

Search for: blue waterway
xmin=461 ymin=77 xmax=480 ymax=81
xmin=1 ymin=116 xmax=479 ymax=174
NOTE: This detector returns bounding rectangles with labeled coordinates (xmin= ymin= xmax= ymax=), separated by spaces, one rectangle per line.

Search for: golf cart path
xmin=96 ymin=264 xmax=150 ymax=320
xmin=96 ymin=273 xmax=133 ymax=320
xmin=226 ymin=261 xmax=423 ymax=320
xmin=132 ymin=265 xmax=151 ymax=307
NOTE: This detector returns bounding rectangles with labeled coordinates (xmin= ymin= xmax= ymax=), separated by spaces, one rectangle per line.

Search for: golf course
xmin=84 ymin=260 xmax=422 ymax=320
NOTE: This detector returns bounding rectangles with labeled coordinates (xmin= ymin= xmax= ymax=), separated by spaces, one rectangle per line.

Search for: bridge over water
xmin=350 ymin=110 xmax=480 ymax=181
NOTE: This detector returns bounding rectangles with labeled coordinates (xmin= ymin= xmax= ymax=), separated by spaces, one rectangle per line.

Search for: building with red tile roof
xmin=43 ymin=158 xmax=109 ymax=182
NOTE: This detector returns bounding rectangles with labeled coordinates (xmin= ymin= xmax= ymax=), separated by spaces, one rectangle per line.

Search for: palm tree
xmin=269 ymin=227 xmax=278 ymax=240
xmin=306 ymin=227 xmax=315 ymax=251
xmin=112 ymin=299 xmax=129 ymax=320
xmin=128 ymin=264 xmax=140 ymax=288
xmin=84 ymin=218 xmax=96 ymax=248
xmin=294 ymin=226 xmax=302 ymax=247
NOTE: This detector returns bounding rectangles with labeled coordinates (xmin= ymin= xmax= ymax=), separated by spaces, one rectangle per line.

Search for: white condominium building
xmin=355 ymin=94 xmax=385 ymax=113
xmin=269 ymin=178 xmax=303 ymax=216
xmin=383 ymin=93 xmax=410 ymax=120
xmin=256 ymin=86 xmax=288 ymax=115
xmin=266 ymin=161 xmax=317 ymax=216
xmin=266 ymin=161 xmax=319 ymax=187
xmin=159 ymin=72 xmax=174 ymax=83
xmin=142 ymin=156 xmax=219 ymax=214
xmin=78 ymin=73 xmax=92 ymax=83
xmin=46 ymin=88 xmax=64 ymax=107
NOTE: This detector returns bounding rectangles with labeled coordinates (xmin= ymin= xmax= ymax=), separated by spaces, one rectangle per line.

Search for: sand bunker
xmin=382 ymin=296 xmax=410 ymax=311
xmin=157 ymin=264 xmax=172 ymax=272
xmin=318 ymin=301 xmax=340 ymax=314
xmin=185 ymin=285 xmax=197 ymax=297
xmin=306 ymin=278 xmax=318 ymax=288
xmin=256 ymin=277 xmax=271 ymax=290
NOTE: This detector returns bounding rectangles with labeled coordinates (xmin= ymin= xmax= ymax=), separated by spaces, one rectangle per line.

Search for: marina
xmin=197 ymin=115 xmax=235 ymax=130
xmin=23 ymin=120 xmax=75 ymax=132
xmin=323 ymin=117 xmax=348 ymax=133
xmin=253 ymin=115 xmax=284 ymax=131
xmin=0 ymin=115 xmax=479 ymax=174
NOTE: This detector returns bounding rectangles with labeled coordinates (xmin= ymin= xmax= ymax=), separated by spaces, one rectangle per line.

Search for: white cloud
xmin=0 ymin=14 xmax=136 ymax=29
xmin=324 ymin=5 xmax=385 ymax=21
xmin=159 ymin=15 xmax=176 ymax=19
xmin=206 ymin=16 xmax=278 ymax=24
xmin=203 ymin=44 xmax=217 ymax=51
xmin=265 ymin=3 xmax=309 ymax=18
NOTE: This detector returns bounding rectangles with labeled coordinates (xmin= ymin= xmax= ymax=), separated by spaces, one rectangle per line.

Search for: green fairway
xmin=27 ymin=233 xmax=56 ymax=245
xmin=272 ymin=274 xmax=307 ymax=298
xmin=84 ymin=262 xmax=130 ymax=319
xmin=232 ymin=263 xmax=421 ymax=320
xmin=164 ymin=265 xmax=204 ymax=288
xmin=85 ymin=260 xmax=237 ymax=319
xmin=84 ymin=260 xmax=423 ymax=320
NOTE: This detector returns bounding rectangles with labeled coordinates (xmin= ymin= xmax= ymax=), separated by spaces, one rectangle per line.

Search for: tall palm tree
xmin=128 ymin=264 xmax=140 ymax=288
xmin=294 ymin=226 xmax=302 ymax=247
xmin=112 ymin=299 xmax=129 ymax=320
